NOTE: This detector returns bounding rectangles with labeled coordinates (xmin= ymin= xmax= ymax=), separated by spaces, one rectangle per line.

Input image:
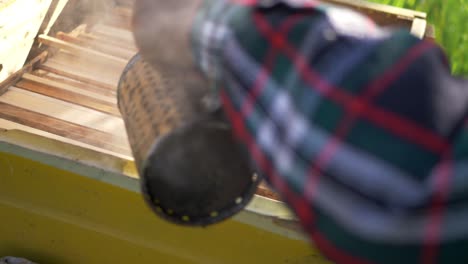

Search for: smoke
xmin=48 ymin=0 xmax=119 ymax=35
xmin=132 ymin=0 xmax=210 ymax=114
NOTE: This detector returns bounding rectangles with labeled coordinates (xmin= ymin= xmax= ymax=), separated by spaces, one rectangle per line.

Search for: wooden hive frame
xmin=324 ymin=0 xmax=435 ymax=39
xmin=0 ymin=0 xmax=434 ymax=202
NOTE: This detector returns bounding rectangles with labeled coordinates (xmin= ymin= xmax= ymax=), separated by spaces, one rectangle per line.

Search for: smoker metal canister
xmin=117 ymin=54 xmax=260 ymax=226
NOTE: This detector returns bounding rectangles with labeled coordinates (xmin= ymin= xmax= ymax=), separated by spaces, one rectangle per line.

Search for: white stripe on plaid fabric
xmin=221 ymin=34 xmax=468 ymax=242
xmin=194 ymin=0 xmax=238 ymax=83
xmin=325 ymin=7 xmax=387 ymax=39
xmin=200 ymin=21 xmax=228 ymax=77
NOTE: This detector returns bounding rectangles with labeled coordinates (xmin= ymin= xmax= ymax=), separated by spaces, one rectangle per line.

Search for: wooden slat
xmin=79 ymin=32 xmax=137 ymax=51
xmin=22 ymin=73 xmax=116 ymax=103
xmin=39 ymin=72 xmax=117 ymax=98
xmin=91 ymin=24 xmax=135 ymax=43
xmin=39 ymin=63 xmax=116 ymax=90
xmin=103 ymin=15 xmax=132 ymax=30
xmin=257 ymin=183 xmax=281 ymax=201
xmin=86 ymin=28 xmax=134 ymax=44
xmin=58 ymin=31 xmax=136 ymax=56
xmin=44 ymin=58 xmax=120 ymax=88
xmin=47 ymin=51 xmax=125 ymax=84
xmin=54 ymin=31 xmax=90 ymax=46
xmin=67 ymin=24 xmax=89 ymax=38
xmin=0 ymin=101 xmax=129 ymax=154
xmin=89 ymin=33 xmax=136 ymax=50
xmin=16 ymin=79 xmax=120 ymax=117
xmin=85 ymin=38 xmax=138 ymax=54
xmin=56 ymin=32 xmax=135 ymax=60
xmin=0 ymin=118 xmax=132 ymax=159
xmin=88 ymin=32 xmax=136 ymax=50
xmin=23 ymin=73 xmax=116 ymax=103
xmin=2 ymin=87 xmax=126 ymax=136
xmin=38 ymin=34 xmax=128 ymax=65
xmin=113 ymin=6 xmax=133 ymax=18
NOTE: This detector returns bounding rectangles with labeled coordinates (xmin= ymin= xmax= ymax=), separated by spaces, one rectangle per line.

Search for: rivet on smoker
xmin=210 ymin=211 xmax=219 ymax=218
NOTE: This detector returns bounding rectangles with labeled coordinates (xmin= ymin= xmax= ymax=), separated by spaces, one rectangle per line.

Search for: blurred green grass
xmin=370 ymin=0 xmax=468 ymax=76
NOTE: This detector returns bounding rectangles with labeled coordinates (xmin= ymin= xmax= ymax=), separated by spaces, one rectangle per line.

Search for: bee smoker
xmin=117 ymin=54 xmax=260 ymax=226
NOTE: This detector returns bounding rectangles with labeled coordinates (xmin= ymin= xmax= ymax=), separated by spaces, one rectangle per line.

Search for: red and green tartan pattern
xmin=192 ymin=0 xmax=468 ymax=263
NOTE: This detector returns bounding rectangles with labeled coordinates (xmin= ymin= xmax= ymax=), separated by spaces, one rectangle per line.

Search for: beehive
xmin=0 ymin=0 xmax=53 ymax=82
xmin=0 ymin=0 xmax=435 ymax=199
xmin=0 ymin=1 xmax=437 ymax=263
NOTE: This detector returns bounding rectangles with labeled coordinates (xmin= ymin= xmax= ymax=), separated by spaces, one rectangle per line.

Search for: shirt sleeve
xmin=191 ymin=1 xmax=468 ymax=263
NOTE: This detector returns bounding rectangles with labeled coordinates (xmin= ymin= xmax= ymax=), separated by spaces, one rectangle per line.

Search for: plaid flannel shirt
xmin=191 ymin=0 xmax=468 ymax=263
